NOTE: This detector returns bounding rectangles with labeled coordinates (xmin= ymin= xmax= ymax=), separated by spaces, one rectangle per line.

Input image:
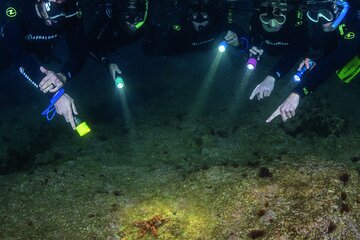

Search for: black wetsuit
xmin=293 ymin=7 xmax=360 ymax=97
xmin=87 ymin=0 xmax=147 ymax=66
xmin=250 ymin=8 xmax=308 ymax=80
xmin=144 ymin=2 xmax=245 ymax=56
xmin=0 ymin=0 xmax=86 ymax=90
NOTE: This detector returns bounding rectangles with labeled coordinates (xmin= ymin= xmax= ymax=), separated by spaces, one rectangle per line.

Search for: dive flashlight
xmin=74 ymin=116 xmax=91 ymax=137
xmin=294 ymin=60 xmax=315 ymax=82
xmin=218 ymin=41 xmax=228 ymax=53
xmin=246 ymin=57 xmax=257 ymax=70
xmin=115 ymin=71 xmax=124 ymax=89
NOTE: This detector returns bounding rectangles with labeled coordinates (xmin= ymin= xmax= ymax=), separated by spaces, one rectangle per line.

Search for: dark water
xmin=0 ymin=2 xmax=360 ymax=239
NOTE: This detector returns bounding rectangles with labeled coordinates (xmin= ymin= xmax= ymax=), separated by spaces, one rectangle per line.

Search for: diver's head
xmin=189 ymin=0 xmax=211 ymax=32
xmin=306 ymin=1 xmax=349 ymax=32
xmin=35 ymin=0 xmax=79 ymax=26
xmin=120 ymin=0 xmax=147 ymax=32
xmin=259 ymin=6 xmax=287 ymax=32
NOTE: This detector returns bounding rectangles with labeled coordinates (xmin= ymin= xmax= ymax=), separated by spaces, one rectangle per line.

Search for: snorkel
xmin=122 ymin=0 xmax=148 ymax=31
xmin=135 ymin=0 xmax=148 ymax=29
xmin=331 ymin=0 xmax=349 ymax=29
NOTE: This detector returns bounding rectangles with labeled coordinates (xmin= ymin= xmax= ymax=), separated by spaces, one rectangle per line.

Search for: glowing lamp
xmin=115 ymin=76 xmax=124 ymax=89
xmin=293 ymin=60 xmax=315 ymax=82
xmin=115 ymin=72 xmax=125 ymax=89
xmin=246 ymin=57 xmax=257 ymax=70
xmin=74 ymin=117 xmax=91 ymax=137
xmin=218 ymin=41 xmax=227 ymax=52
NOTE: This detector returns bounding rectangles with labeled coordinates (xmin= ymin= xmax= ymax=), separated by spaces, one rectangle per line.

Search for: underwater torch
xmin=74 ymin=116 xmax=91 ymax=137
xmin=218 ymin=41 xmax=228 ymax=53
xmin=115 ymin=71 xmax=125 ymax=89
xmin=294 ymin=59 xmax=315 ymax=82
xmin=246 ymin=57 xmax=257 ymax=70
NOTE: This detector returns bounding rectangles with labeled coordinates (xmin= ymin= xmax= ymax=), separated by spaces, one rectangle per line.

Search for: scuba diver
xmin=87 ymin=0 xmax=149 ymax=87
xmin=0 ymin=0 xmax=87 ymax=129
xmin=266 ymin=0 xmax=360 ymax=123
xmin=143 ymin=0 xmax=247 ymax=56
xmin=248 ymin=1 xmax=308 ymax=101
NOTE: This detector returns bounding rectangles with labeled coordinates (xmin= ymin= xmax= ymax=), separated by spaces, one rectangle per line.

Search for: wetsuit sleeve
xmin=268 ymin=18 xmax=308 ymax=80
xmin=293 ymin=29 xmax=360 ymax=98
xmin=249 ymin=12 xmax=263 ymax=47
xmin=216 ymin=3 xmax=249 ymax=51
xmin=3 ymin=18 xmax=44 ymax=89
xmin=227 ymin=20 xmax=250 ymax=51
xmin=61 ymin=14 xmax=87 ymax=80
xmin=86 ymin=0 xmax=115 ymax=66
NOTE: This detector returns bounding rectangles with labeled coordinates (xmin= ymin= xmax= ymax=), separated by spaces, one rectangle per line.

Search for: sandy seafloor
xmin=1 ymin=11 xmax=360 ymax=240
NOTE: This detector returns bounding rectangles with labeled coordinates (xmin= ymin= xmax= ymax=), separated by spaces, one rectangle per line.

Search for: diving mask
xmin=40 ymin=0 xmax=79 ymax=23
xmin=306 ymin=1 xmax=349 ymax=29
xmin=307 ymin=8 xmax=334 ymax=23
xmin=259 ymin=7 xmax=287 ymax=27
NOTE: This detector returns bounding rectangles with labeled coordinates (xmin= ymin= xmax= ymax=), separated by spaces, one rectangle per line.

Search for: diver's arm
xmin=293 ymin=34 xmax=359 ymax=98
xmin=4 ymin=20 xmax=67 ymax=95
xmin=268 ymin=38 xmax=308 ymax=81
xmin=61 ymin=16 xmax=87 ymax=81
xmin=249 ymin=12 xmax=263 ymax=47
xmin=86 ymin=16 xmax=112 ymax=69
xmin=226 ymin=22 xmax=250 ymax=50
xmin=3 ymin=19 xmax=45 ymax=89
xmin=268 ymin=15 xmax=309 ymax=80
xmin=86 ymin=0 xmax=115 ymax=65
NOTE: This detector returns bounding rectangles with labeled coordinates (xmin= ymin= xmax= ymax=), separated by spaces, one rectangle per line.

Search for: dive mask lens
xmin=191 ymin=11 xmax=208 ymax=22
xmin=259 ymin=11 xmax=286 ymax=26
xmin=307 ymin=9 xmax=334 ymax=23
xmin=44 ymin=1 xmax=66 ymax=22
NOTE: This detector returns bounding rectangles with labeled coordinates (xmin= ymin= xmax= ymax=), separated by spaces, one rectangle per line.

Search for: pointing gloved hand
xmin=249 ymin=75 xmax=275 ymax=100
xmin=249 ymin=46 xmax=264 ymax=60
xmin=39 ymin=66 xmax=66 ymax=93
xmin=224 ymin=30 xmax=240 ymax=47
xmin=266 ymin=92 xmax=300 ymax=123
xmin=54 ymin=93 xmax=78 ymax=130
xmin=108 ymin=63 xmax=122 ymax=81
